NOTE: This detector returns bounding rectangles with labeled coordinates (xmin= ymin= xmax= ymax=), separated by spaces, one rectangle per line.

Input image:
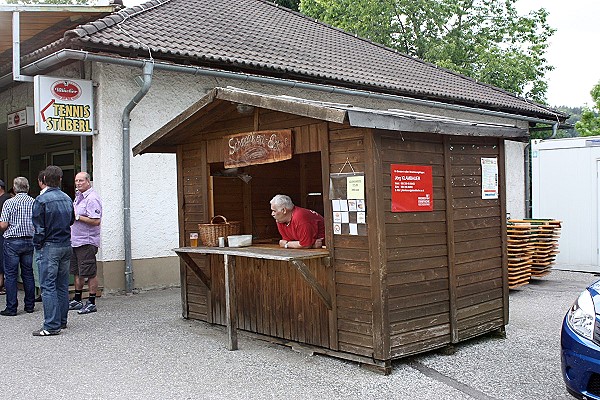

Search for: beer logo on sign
xmin=51 ymin=80 xmax=82 ymax=101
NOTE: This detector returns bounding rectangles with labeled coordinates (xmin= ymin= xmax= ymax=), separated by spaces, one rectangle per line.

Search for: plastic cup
xmin=190 ymin=233 xmax=199 ymax=247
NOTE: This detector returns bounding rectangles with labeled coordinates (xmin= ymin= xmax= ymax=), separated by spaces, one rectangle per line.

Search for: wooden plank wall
xmin=329 ymin=123 xmax=375 ymax=357
xmin=209 ymin=255 xmax=330 ymax=347
xmin=381 ymin=131 xmax=506 ymax=358
xmin=449 ymin=136 xmax=505 ymax=341
xmin=380 ymin=132 xmax=451 ymax=357
xmin=180 ymin=140 xmax=211 ymax=321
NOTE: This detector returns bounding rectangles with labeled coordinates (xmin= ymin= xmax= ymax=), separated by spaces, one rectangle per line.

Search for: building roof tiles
xmin=62 ymin=0 xmax=562 ymax=119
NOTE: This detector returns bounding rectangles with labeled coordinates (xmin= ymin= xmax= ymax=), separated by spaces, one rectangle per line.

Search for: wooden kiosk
xmin=133 ymin=87 xmax=521 ymax=373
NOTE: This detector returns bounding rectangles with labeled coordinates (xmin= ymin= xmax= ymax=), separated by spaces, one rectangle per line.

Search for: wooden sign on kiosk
xmin=224 ymin=129 xmax=292 ymax=168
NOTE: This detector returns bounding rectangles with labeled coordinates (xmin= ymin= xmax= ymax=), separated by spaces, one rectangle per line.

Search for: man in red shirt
xmin=270 ymin=194 xmax=325 ymax=249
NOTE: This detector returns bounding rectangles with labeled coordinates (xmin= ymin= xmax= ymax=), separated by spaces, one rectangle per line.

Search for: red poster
xmin=391 ymin=164 xmax=433 ymax=212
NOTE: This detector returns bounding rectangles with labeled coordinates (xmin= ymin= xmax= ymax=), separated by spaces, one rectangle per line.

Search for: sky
xmin=515 ymin=0 xmax=600 ymax=108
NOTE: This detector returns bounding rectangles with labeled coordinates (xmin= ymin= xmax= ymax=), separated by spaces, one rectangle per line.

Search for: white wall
xmin=92 ymin=63 xmax=214 ymax=261
xmin=504 ymin=140 xmax=527 ymax=220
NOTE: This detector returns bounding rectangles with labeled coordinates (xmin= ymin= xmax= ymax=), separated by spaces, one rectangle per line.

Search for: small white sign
xmin=7 ymin=107 xmax=34 ymax=130
xmin=33 ymin=75 xmax=95 ymax=136
xmin=481 ymin=157 xmax=499 ymax=199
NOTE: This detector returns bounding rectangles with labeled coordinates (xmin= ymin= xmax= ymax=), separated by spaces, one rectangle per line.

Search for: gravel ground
xmin=0 ymin=269 xmax=593 ymax=399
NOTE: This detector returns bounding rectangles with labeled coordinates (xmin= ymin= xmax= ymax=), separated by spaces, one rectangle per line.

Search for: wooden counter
xmin=174 ymin=245 xmax=330 ymax=350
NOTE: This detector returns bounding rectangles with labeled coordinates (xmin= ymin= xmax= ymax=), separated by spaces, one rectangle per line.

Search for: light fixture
xmin=236 ymin=103 xmax=254 ymax=115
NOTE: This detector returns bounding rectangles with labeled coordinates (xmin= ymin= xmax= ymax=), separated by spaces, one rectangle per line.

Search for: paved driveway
xmin=0 ymin=269 xmax=590 ymax=399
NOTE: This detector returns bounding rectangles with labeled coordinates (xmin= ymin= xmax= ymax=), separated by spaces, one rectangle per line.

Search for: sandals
xmin=0 ymin=287 xmax=5 ymax=295
xmin=32 ymin=329 xmax=60 ymax=336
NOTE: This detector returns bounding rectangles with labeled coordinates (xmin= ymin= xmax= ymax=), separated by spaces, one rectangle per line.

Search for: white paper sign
xmin=481 ymin=157 xmax=498 ymax=199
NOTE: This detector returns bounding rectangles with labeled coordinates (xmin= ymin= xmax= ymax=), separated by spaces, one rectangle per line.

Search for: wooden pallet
xmin=507 ymin=219 xmax=561 ymax=287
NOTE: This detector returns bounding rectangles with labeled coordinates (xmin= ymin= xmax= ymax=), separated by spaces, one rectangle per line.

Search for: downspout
xmin=122 ymin=60 xmax=154 ymax=294
xmin=524 ymin=143 xmax=531 ymax=218
xmin=550 ymin=122 xmax=559 ymax=138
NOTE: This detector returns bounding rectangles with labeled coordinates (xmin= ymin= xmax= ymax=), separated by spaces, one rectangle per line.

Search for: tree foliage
xmin=298 ymin=0 xmax=555 ymax=103
xmin=575 ymin=81 xmax=600 ymax=137
xmin=270 ymin=0 xmax=300 ymax=11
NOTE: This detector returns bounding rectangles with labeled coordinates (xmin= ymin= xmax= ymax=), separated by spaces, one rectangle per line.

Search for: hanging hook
xmin=338 ymin=157 xmax=356 ymax=173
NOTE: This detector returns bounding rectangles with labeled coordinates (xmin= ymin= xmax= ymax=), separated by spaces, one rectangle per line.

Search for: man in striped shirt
xmin=0 ymin=177 xmax=35 ymax=316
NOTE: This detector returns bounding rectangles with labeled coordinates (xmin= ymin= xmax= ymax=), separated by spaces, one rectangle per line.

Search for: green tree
xmin=270 ymin=0 xmax=300 ymax=11
xmin=299 ymin=0 xmax=554 ymax=103
xmin=575 ymin=82 xmax=600 ymax=137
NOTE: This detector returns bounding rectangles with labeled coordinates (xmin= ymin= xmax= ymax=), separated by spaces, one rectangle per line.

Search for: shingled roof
xmin=58 ymin=0 xmax=562 ymax=120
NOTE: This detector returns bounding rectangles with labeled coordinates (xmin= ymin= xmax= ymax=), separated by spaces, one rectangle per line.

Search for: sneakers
xmin=78 ymin=302 xmax=97 ymax=315
xmin=0 ymin=309 xmax=16 ymax=316
xmin=68 ymin=300 xmax=83 ymax=311
xmin=32 ymin=329 xmax=60 ymax=336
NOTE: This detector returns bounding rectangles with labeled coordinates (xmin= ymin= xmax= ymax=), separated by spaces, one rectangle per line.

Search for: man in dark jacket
xmin=31 ymin=166 xmax=75 ymax=336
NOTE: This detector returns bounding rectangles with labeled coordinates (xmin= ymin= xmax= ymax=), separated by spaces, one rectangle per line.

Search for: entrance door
xmin=51 ymin=151 xmax=76 ymax=199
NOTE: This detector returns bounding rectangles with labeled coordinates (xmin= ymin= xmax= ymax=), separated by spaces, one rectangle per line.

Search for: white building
xmin=0 ymin=1 xmax=565 ymax=292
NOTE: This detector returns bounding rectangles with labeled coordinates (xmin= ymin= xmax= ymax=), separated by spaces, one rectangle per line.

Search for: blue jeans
xmin=0 ymin=235 xmax=5 ymax=275
xmin=36 ymin=244 xmax=71 ymax=331
xmin=4 ymin=238 xmax=35 ymax=313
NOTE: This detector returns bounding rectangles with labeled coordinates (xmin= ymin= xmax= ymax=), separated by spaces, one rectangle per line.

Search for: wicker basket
xmin=198 ymin=215 xmax=241 ymax=247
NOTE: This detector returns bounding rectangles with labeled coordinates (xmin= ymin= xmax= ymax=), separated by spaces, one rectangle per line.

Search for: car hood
xmin=588 ymin=280 xmax=600 ymax=314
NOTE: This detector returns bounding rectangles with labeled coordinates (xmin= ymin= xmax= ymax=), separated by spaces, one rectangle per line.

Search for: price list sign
xmin=391 ymin=164 xmax=433 ymax=212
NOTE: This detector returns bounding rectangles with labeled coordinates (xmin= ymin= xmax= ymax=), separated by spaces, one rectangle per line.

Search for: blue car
xmin=562 ymin=280 xmax=600 ymax=399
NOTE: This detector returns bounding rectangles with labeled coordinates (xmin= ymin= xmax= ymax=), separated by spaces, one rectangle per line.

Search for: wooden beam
xmin=365 ymin=128 xmax=390 ymax=361
xmin=499 ymin=140 xmax=509 ymax=325
xmin=290 ymin=260 xmax=332 ymax=310
xmin=224 ymin=254 xmax=238 ymax=350
xmin=175 ymin=251 xmax=211 ymax=289
xmin=319 ymin=121 xmax=339 ymax=350
xmin=443 ymin=135 xmax=458 ymax=343
xmin=176 ymin=145 xmax=189 ymax=318
xmin=347 ymin=110 xmax=526 ymax=139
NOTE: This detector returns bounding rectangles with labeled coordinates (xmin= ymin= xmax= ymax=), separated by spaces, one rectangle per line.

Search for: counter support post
xmin=224 ymin=254 xmax=238 ymax=350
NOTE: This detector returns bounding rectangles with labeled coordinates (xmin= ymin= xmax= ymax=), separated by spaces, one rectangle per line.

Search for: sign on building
xmin=33 ymin=76 xmax=95 ymax=136
xmin=391 ymin=164 xmax=433 ymax=212
xmin=7 ymin=107 xmax=34 ymax=130
xmin=224 ymin=129 xmax=292 ymax=168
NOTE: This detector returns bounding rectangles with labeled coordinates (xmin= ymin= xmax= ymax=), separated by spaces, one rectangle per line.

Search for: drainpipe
xmin=524 ymin=143 xmax=531 ymax=218
xmin=122 ymin=60 xmax=154 ymax=294
xmin=550 ymin=122 xmax=559 ymax=138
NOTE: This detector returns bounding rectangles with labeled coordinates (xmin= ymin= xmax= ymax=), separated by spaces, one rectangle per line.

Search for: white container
xmin=531 ymin=137 xmax=600 ymax=272
xmin=227 ymin=234 xmax=252 ymax=247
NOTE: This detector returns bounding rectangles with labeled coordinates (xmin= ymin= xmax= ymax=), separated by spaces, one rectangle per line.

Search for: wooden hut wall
xmin=177 ymin=139 xmax=211 ymax=321
xmin=449 ymin=136 xmax=507 ymax=341
xmin=328 ymin=123 xmax=375 ymax=357
xmin=379 ymin=131 xmax=507 ymax=358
